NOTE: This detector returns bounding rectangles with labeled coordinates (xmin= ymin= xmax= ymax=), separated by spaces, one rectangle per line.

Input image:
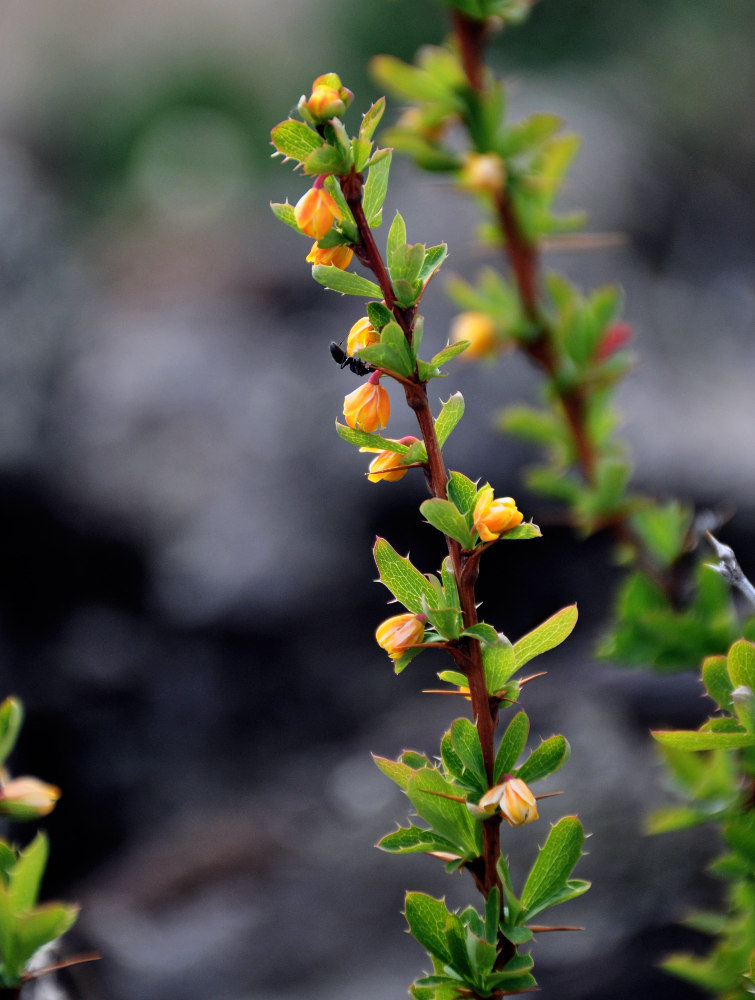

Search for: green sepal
xmin=703 ymin=654 xmax=733 ymax=711
xmin=367 ymin=301 xmax=394 ymax=332
xmin=360 ymin=97 xmax=385 ymax=142
xmin=420 ymin=499 xmax=475 ymax=549
xmin=374 ymin=538 xmax=439 ymax=615
xmin=447 ymin=471 xmax=477 ymax=517
xmin=482 ymin=638 xmax=516 ymax=694
xmin=335 ymin=422 xmax=410 ymax=454
xmin=652 ymin=730 xmax=755 ymax=751
xmin=378 ymin=825 xmax=462 ymax=858
xmin=513 ymin=604 xmax=578 ymax=669
xmin=312 ymin=265 xmax=382 ymax=298
xmin=407 ymin=769 xmax=481 ymax=857
xmin=450 ymin=718 xmax=487 ymax=790
xmin=494 ymin=711 xmax=530 ymax=782
xmin=0 ymin=698 xmax=23 ymax=768
xmin=363 ymin=151 xmax=392 ymax=226
xmin=520 ymin=816 xmax=585 ymax=919
xmin=270 ymin=119 xmax=323 ymax=163
xmin=462 ymin=623 xmax=500 ymax=646
xmin=515 ymin=735 xmax=570 ymax=783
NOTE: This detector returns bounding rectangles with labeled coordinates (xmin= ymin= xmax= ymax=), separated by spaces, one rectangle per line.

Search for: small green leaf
xmin=494 ymin=711 xmax=530 ymax=782
xmin=304 ymin=143 xmax=352 ymax=176
xmin=419 ymin=244 xmax=448 ymax=284
xmin=8 ymin=834 xmax=48 ymax=914
xmin=394 ymin=646 xmax=425 ymax=675
xmin=513 ymin=605 xmax=578 ymax=668
xmin=2 ymin=903 xmax=79 ymax=982
xmin=0 ymin=698 xmax=23 ymax=767
xmin=728 ymin=639 xmax=755 ymax=690
xmin=363 ymin=151 xmax=393 ymax=226
xmin=270 ymin=119 xmax=323 ymax=162
xmin=483 ymin=639 xmax=516 ymax=694
xmin=387 ymin=211 xmax=407 ymax=265
xmin=360 ymin=97 xmax=386 ymax=141
xmin=420 ymin=498 xmax=475 ymax=549
xmin=520 ymin=816 xmax=585 ymax=917
xmin=652 ymin=730 xmax=755 ymax=750
xmin=434 ymin=393 xmax=465 ymax=449
xmin=335 ymin=422 xmax=410 ymax=453
xmin=702 ymin=654 xmax=733 ymax=711
xmin=500 ymin=522 xmax=542 ymax=540
xmin=407 ymin=769 xmax=480 ymax=856
xmin=378 ymin=826 xmax=461 ymax=857
xmin=312 ymin=265 xmax=382 ymax=298
xmin=447 ymin=470 xmax=477 ymax=516
xmin=462 ymin=623 xmax=500 ymax=646
xmin=645 ymin=806 xmax=713 ymax=834
xmin=515 ymin=735 xmax=570 ymax=783
xmin=367 ymin=301 xmax=394 ymax=331
xmin=269 ymin=200 xmax=303 ymax=233
xmin=374 ymin=538 xmax=439 ymax=615
xmin=440 ymin=556 xmax=460 ymax=610
xmin=451 ymin=718 xmax=487 ymax=787
xmin=358 ymin=342 xmax=414 ymax=378
xmin=373 ymin=755 xmax=416 ymax=790
xmin=423 ymin=602 xmax=462 ymax=640
xmin=405 ymin=893 xmax=453 ymax=963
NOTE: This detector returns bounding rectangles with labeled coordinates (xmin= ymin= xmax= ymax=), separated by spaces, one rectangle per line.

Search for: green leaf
xmin=419 ymin=244 xmax=448 ymax=284
xmin=363 ymin=151 xmax=392 ymax=226
xmin=444 ymin=914 xmax=475 ymax=981
xmin=407 ymin=769 xmax=480 ymax=856
xmin=462 ymin=623 xmax=500 ymax=646
xmin=367 ymin=301 xmax=394 ymax=332
xmin=390 ymin=243 xmax=427 ymax=284
xmin=483 ymin=639 xmax=516 ymax=694
xmin=494 ymin=711 xmax=530 ymax=782
xmin=451 ymin=718 xmax=487 ymax=788
xmin=520 ymin=816 xmax=585 ymax=917
xmin=702 ymin=654 xmax=733 ymax=711
xmin=522 ymin=879 xmax=591 ymax=921
xmin=270 ymin=119 xmax=323 ymax=162
xmin=405 ymin=893 xmax=453 ymax=963
xmin=387 ymin=211 xmax=407 ymax=265
xmin=371 ymin=54 xmax=460 ymax=105
xmin=728 ymin=638 xmax=755 ymax=690
xmin=312 ymin=265 xmax=382 ymax=298
xmin=9 ymin=834 xmax=47 ymax=914
xmin=515 ymin=735 xmax=570 ymax=783
xmin=447 ymin=470 xmax=477 ymax=516
xmin=652 ymin=730 xmax=755 ymax=750
xmin=513 ymin=605 xmax=578 ymax=668
xmin=304 ymin=143 xmax=352 ymax=176
xmin=500 ymin=405 xmax=564 ymax=446
xmin=484 ymin=887 xmax=501 ymax=945
xmin=1 ymin=903 xmax=79 ymax=982
xmin=0 ymin=698 xmax=23 ymax=767
xmin=629 ymin=501 xmax=692 ymax=570
xmin=440 ymin=557 xmax=460 ymax=611
xmin=352 ymin=137 xmax=372 ymax=174
xmin=497 ymin=112 xmax=563 ymax=158
xmin=378 ymin=826 xmax=462 ymax=857
xmin=423 ymin=602 xmax=462 ymax=641
xmin=360 ymin=97 xmax=386 ymax=141
xmin=499 ymin=522 xmax=542 ymax=541
xmin=392 ymin=277 xmax=423 ymax=308
xmin=372 ymin=754 xmax=416 ymax=791
xmin=420 ymin=499 xmax=475 ymax=549
xmin=429 ymin=342 xmax=469 ymax=370
xmin=269 ymin=200 xmax=303 ymax=233
xmin=374 ymin=538 xmax=439 ymax=615
xmin=358 ymin=342 xmax=414 ymax=378
xmin=335 ymin=422 xmax=410 ymax=453
xmin=645 ymin=805 xmax=714 ymax=834
xmin=434 ymin=394 xmax=465 ymax=449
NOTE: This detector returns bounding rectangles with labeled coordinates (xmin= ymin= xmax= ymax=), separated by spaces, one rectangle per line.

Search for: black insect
xmin=329 ymin=341 xmax=374 ymax=377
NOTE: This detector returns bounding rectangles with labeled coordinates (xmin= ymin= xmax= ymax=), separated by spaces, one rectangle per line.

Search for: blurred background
xmin=0 ymin=0 xmax=753 ymax=997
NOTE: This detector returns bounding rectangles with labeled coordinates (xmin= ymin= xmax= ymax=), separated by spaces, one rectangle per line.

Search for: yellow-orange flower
xmin=477 ymin=777 xmax=538 ymax=826
xmin=450 ymin=311 xmax=498 ymax=359
xmin=343 ymin=379 xmax=390 ymax=432
xmin=473 ymin=486 xmax=523 ymax=542
xmin=306 ymin=242 xmax=353 ymax=269
xmin=299 ymin=74 xmax=353 ymax=122
xmin=294 ymin=185 xmax=342 ymax=240
xmin=347 ymin=317 xmax=380 ymax=355
xmin=0 ymin=776 xmax=60 ymax=820
xmin=366 ymin=451 xmax=406 ymax=483
xmin=375 ymin=613 xmax=425 ymax=660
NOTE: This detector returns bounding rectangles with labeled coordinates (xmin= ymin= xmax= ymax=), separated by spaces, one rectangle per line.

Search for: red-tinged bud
xmin=306 ymin=242 xmax=353 ymax=269
xmin=347 ymin=317 xmax=380 ymax=355
xmin=298 ymin=74 xmax=354 ymax=124
xmin=0 ymin=776 xmax=60 ymax=820
xmin=375 ymin=613 xmax=425 ymax=660
xmin=362 ymin=437 xmax=418 ymax=483
xmin=450 ymin=311 xmax=498 ymax=359
xmin=343 ymin=375 xmax=390 ymax=432
xmin=294 ymin=180 xmax=342 ymax=240
xmin=473 ymin=486 xmax=524 ymax=542
xmin=477 ymin=777 xmax=538 ymax=826
xmin=596 ymin=322 xmax=632 ymax=361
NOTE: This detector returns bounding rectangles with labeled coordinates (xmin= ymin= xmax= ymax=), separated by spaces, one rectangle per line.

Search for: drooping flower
xmin=362 ymin=437 xmax=418 ymax=483
xmin=294 ymin=179 xmax=342 ymax=239
xmin=473 ymin=486 xmax=523 ymax=542
xmin=306 ymin=242 xmax=353 ymax=269
xmin=0 ymin=776 xmax=60 ymax=820
xmin=450 ymin=311 xmax=498 ymax=359
xmin=343 ymin=375 xmax=390 ymax=432
xmin=477 ymin=777 xmax=538 ymax=826
xmin=347 ymin=317 xmax=380 ymax=356
xmin=375 ymin=613 xmax=425 ymax=660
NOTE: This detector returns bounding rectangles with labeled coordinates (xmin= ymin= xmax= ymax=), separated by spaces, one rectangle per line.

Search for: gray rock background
xmin=0 ymin=1 xmax=752 ymax=998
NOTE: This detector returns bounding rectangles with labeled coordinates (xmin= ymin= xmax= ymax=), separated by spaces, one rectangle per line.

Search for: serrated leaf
xmin=405 ymin=893 xmax=454 ymax=964
xmin=513 ymin=605 xmax=578 ymax=668
xmin=0 ymin=698 xmax=23 ymax=767
xmin=373 ymin=755 xmax=415 ymax=790
xmin=520 ymin=816 xmax=585 ymax=916
xmin=447 ymin=470 xmax=477 ymax=516
xmin=378 ymin=826 xmax=461 ymax=857
xmin=420 ymin=498 xmax=475 ymax=549
xmin=304 ymin=143 xmax=352 ymax=176
xmin=522 ymin=879 xmax=591 ymax=921
xmin=441 ymin=730 xmax=468 ymax=783
xmin=312 ymin=265 xmax=382 ymax=298
xmin=652 ymin=730 xmax=755 ymax=750
xmin=270 ymin=119 xmax=323 ymax=162
xmin=494 ymin=711 xmax=530 ymax=782
xmin=407 ymin=769 xmax=480 ymax=856
xmin=374 ymin=538 xmax=439 ymax=616
xmin=335 ymin=422 xmax=410 ymax=453
xmin=433 ymin=394 xmax=465 ymax=450
xmin=515 ymin=735 xmax=570 ymax=783
xmin=483 ymin=639 xmax=516 ymax=694
xmin=363 ymin=151 xmax=392 ymax=226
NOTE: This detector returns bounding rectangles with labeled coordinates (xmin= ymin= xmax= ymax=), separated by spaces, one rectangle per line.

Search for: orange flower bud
xmin=0 ymin=776 xmax=60 ymax=820
xmin=375 ymin=613 xmax=425 ymax=660
xmin=477 ymin=777 xmax=538 ymax=826
xmin=298 ymin=74 xmax=353 ymax=124
xmin=347 ymin=317 xmax=380 ymax=356
xmin=450 ymin=311 xmax=498 ymax=359
xmin=343 ymin=378 xmax=390 ymax=432
xmin=294 ymin=184 xmax=342 ymax=240
xmin=459 ymin=152 xmax=506 ymax=195
xmin=473 ymin=486 xmax=523 ymax=542
xmin=306 ymin=242 xmax=353 ymax=269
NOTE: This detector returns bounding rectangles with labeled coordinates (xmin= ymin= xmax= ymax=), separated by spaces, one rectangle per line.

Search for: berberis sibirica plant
xmin=271 ymin=63 xmax=589 ymax=999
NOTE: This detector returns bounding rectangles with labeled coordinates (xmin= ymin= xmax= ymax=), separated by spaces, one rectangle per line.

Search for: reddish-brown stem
xmin=452 ymin=12 xmax=488 ymax=92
